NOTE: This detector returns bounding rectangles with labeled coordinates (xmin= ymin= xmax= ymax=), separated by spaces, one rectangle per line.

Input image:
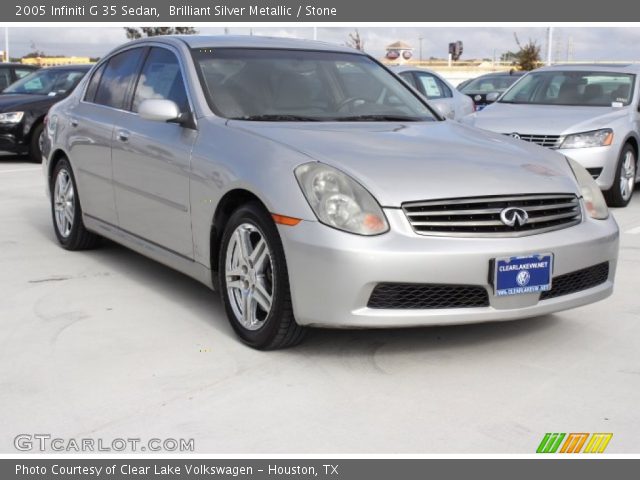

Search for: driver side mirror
xmin=139 ymin=99 xmax=181 ymax=122
xmin=486 ymin=92 xmax=500 ymax=103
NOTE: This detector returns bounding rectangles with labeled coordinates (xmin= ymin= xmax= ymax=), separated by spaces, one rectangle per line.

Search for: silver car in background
xmin=43 ymin=36 xmax=618 ymax=349
xmin=464 ymin=64 xmax=640 ymax=207
xmin=391 ymin=65 xmax=475 ymax=120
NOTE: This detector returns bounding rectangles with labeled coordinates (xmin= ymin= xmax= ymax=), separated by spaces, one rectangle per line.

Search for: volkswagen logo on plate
xmin=516 ymin=270 xmax=531 ymax=287
xmin=474 ymin=95 xmax=482 ymax=101
xmin=510 ymin=133 xmax=521 ymax=139
xmin=500 ymin=207 xmax=529 ymax=227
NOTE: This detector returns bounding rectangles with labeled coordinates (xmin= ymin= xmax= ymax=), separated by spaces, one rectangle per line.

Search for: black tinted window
xmin=132 ymin=47 xmax=188 ymax=113
xmin=84 ymin=63 xmax=105 ymax=103
xmin=94 ymin=48 xmax=144 ymax=109
xmin=0 ymin=68 xmax=11 ymax=90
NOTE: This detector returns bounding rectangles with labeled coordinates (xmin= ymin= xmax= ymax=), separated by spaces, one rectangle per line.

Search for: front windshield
xmin=500 ymin=70 xmax=635 ymax=107
xmin=191 ymin=48 xmax=436 ymax=121
xmin=460 ymin=74 xmax=520 ymax=93
xmin=3 ymin=68 xmax=86 ymax=96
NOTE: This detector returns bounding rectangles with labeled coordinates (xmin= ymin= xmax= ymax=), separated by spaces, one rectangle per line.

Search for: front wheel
xmin=29 ymin=123 xmax=44 ymax=163
xmin=604 ymin=144 xmax=636 ymax=207
xmin=218 ymin=202 xmax=306 ymax=349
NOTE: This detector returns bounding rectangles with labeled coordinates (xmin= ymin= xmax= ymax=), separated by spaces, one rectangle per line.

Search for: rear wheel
xmin=29 ymin=123 xmax=44 ymax=163
xmin=218 ymin=202 xmax=306 ymax=349
xmin=51 ymin=157 xmax=99 ymax=250
xmin=604 ymin=143 xmax=636 ymax=207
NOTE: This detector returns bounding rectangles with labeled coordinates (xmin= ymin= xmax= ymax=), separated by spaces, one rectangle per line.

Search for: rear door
xmin=111 ymin=46 xmax=197 ymax=259
xmin=67 ymin=47 xmax=146 ymax=225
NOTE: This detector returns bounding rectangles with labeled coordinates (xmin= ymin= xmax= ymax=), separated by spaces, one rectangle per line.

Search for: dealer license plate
xmin=494 ymin=254 xmax=553 ymax=296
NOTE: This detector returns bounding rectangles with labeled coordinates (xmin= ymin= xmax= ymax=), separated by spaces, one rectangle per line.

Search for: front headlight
xmin=0 ymin=111 xmax=24 ymax=124
xmin=561 ymin=129 xmax=613 ymax=149
xmin=295 ymin=162 xmax=389 ymax=235
xmin=567 ymin=158 xmax=609 ymax=220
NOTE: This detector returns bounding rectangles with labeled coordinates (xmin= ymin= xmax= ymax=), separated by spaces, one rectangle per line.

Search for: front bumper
xmin=279 ymin=208 xmax=619 ymax=328
xmin=557 ymin=145 xmax=618 ymax=190
xmin=0 ymin=123 xmax=27 ymax=154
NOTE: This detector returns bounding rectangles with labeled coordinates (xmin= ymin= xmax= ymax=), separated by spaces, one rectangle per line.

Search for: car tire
xmin=29 ymin=123 xmax=44 ymax=163
xmin=51 ymin=157 xmax=99 ymax=250
xmin=218 ymin=202 xmax=306 ymax=350
xmin=604 ymin=143 xmax=636 ymax=207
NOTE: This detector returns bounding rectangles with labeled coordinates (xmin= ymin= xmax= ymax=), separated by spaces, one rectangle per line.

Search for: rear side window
xmin=94 ymin=48 xmax=145 ymax=109
xmin=399 ymin=72 xmax=418 ymax=89
xmin=415 ymin=72 xmax=452 ymax=99
xmin=84 ymin=63 xmax=106 ymax=103
xmin=132 ymin=47 xmax=189 ymax=113
xmin=0 ymin=68 xmax=11 ymax=90
xmin=14 ymin=68 xmax=35 ymax=79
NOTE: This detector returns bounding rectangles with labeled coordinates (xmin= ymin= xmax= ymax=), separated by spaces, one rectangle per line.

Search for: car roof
xmin=535 ymin=63 xmax=640 ymax=73
xmin=389 ymin=65 xmax=439 ymax=75
xmin=124 ymin=35 xmax=362 ymax=54
xmin=36 ymin=64 xmax=93 ymax=71
xmin=0 ymin=63 xmax=38 ymax=68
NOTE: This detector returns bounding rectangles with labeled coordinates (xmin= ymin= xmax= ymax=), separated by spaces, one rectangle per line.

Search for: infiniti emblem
xmin=510 ymin=133 xmax=521 ymax=139
xmin=500 ymin=207 xmax=529 ymax=227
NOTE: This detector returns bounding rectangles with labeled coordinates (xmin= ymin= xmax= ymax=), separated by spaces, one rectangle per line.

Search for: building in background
xmin=21 ymin=56 xmax=93 ymax=67
xmin=385 ymin=41 xmax=413 ymax=64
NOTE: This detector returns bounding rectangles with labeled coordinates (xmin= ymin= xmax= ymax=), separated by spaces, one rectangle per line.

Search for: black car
xmin=458 ymin=70 xmax=525 ymax=110
xmin=0 ymin=63 xmax=38 ymax=90
xmin=0 ymin=64 xmax=91 ymax=162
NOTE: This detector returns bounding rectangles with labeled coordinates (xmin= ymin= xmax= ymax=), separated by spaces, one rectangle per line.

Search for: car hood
xmin=465 ymin=102 xmax=629 ymax=135
xmin=228 ymin=120 xmax=580 ymax=207
xmin=0 ymin=93 xmax=56 ymax=111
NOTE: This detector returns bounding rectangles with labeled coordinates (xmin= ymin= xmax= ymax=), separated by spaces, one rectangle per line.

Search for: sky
xmin=3 ymin=26 xmax=640 ymax=62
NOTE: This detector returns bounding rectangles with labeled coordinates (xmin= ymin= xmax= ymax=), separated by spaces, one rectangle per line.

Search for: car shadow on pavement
xmin=25 ymin=202 xmax=561 ymax=354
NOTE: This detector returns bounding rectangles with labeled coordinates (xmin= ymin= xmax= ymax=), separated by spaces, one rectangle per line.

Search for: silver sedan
xmin=42 ymin=36 xmax=619 ymax=349
xmin=463 ymin=64 xmax=640 ymax=207
xmin=390 ymin=65 xmax=475 ymax=120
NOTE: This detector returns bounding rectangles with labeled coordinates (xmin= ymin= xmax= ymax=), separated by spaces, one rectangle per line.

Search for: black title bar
xmin=4 ymin=0 xmax=640 ymax=22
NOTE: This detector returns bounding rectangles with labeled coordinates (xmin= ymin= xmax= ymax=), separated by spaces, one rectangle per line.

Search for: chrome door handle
xmin=116 ymin=130 xmax=130 ymax=142
xmin=69 ymin=118 xmax=79 ymax=127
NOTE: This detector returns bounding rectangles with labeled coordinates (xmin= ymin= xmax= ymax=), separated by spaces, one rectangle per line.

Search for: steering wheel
xmin=336 ymin=97 xmax=368 ymax=112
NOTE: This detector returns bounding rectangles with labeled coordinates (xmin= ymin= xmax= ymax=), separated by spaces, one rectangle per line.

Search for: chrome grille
xmin=402 ymin=194 xmax=582 ymax=237
xmin=504 ymin=133 xmax=563 ymax=149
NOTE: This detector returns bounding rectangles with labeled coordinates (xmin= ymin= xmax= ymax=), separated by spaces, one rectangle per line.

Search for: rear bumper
xmin=279 ymin=209 xmax=619 ymax=328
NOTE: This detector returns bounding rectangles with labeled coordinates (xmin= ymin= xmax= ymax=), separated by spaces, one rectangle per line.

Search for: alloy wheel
xmin=620 ymin=150 xmax=636 ymax=202
xmin=53 ymin=168 xmax=75 ymax=238
xmin=225 ymin=223 xmax=274 ymax=330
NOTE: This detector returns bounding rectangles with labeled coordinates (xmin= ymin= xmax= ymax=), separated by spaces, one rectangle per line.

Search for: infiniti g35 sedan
xmin=42 ymin=36 xmax=619 ymax=349
xmin=464 ymin=64 xmax=640 ymax=207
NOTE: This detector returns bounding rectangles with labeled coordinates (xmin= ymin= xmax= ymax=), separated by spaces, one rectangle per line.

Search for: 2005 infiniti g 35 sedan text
xmin=42 ymin=36 xmax=619 ymax=349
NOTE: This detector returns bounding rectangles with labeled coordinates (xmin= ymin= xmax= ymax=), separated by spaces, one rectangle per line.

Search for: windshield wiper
xmin=229 ymin=114 xmax=322 ymax=122
xmin=335 ymin=114 xmax=426 ymax=122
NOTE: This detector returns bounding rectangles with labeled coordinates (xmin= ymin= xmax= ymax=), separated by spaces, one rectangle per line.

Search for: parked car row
xmin=0 ymin=64 xmax=91 ymax=161
xmin=387 ymin=63 xmax=639 ymax=207
xmin=40 ymin=36 xmax=619 ymax=349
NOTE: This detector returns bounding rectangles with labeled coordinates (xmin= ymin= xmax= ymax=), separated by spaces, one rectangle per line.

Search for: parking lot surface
xmin=1 ymin=154 xmax=639 ymax=453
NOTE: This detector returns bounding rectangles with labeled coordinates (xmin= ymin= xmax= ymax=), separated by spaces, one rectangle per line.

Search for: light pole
xmin=4 ymin=27 xmax=8 ymax=63
xmin=419 ymin=36 xmax=423 ymax=63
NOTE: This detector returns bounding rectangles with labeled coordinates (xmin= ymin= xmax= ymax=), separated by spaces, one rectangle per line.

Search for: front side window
xmin=132 ymin=47 xmax=189 ymax=113
xmin=192 ymin=48 xmax=436 ymax=121
xmin=0 ymin=68 xmax=11 ymax=90
xmin=94 ymin=48 xmax=145 ymax=109
xmin=500 ymin=71 xmax=636 ymax=107
xmin=3 ymin=68 xmax=86 ymax=96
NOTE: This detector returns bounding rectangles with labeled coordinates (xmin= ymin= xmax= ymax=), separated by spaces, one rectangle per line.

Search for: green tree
xmin=513 ymin=33 xmax=541 ymax=71
xmin=124 ymin=27 xmax=197 ymax=39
